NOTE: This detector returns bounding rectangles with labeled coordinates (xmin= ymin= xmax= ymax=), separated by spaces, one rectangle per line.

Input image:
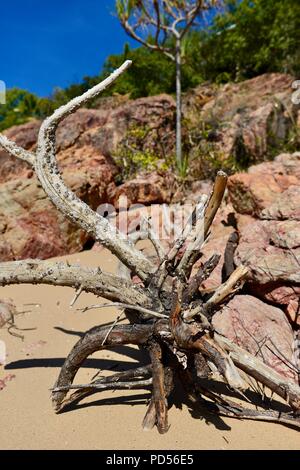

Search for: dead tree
xmin=0 ymin=61 xmax=300 ymax=433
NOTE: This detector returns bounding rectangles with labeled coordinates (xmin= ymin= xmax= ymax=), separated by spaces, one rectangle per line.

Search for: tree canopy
xmin=197 ymin=0 xmax=300 ymax=83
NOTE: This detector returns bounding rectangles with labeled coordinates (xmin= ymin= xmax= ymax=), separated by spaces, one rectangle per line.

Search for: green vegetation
xmin=0 ymin=88 xmax=55 ymax=131
xmin=2 ymin=0 xmax=300 ymax=132
xmin=197 ymin=0 xmax=300 ymax=83
xmin=113 ymin=123 xmax=172 ymax=181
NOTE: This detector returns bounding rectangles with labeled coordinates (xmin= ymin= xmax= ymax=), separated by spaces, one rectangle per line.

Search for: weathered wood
xmin=204 ymin=265 xmax=249 ymax=312
xmin=0 ymin=62 xmax=155 ymax=281
xmin=143 ymin=365 xmax=175 ymax=431
xmin=0 ymin=259 xmax=153 ymax=307
xmin=148 ymin=341 xmax=169 ymax=434
xmin=184 ymin=253 xmax=221 ymax=302
xmin=55 ymin=365 xmax=152 ymax=410
xmin=215 ymin=333 xmax=300 ymax=412
xmin=176 ymin=171 xmax=228 ymax=276
xmin=79 ymin=302 xmax=167 ymax=319
xmin=222 ymin=231 xmax=239 ymax=281
xmin=1 ymin=58 xmax=299 ymax=433
xmin=52 ymin=324 xmax=154 ymax=412
xmin=141 ymin=216 xmax=166 ymax=261
xmin=199 ymin=396 xmax=300 ymax=429
xmin=0 ymin=133 xmax=35 ymax=165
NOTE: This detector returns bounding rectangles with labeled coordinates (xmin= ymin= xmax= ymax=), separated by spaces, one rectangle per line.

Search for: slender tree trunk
xmin=175 ymin=37 xmax=182 ymax=170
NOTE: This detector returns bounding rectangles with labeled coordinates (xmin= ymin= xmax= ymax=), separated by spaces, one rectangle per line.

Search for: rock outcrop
xmin=184 ymin=73 xmax=297 ymax=169
xmin=0 ymin=95 xmax=176 ymax=261
xmin=213 ymin=295 xmax=298 ymax=382
xmin=111 ymin=171 xmax=177 ymax=206
xmin=228 ymin=152 xmax=300 ymax=216
xmin=190 ymin=151 xmax=300 ymax=328
xmin=226 ymin=152 xmax=300 ymax=324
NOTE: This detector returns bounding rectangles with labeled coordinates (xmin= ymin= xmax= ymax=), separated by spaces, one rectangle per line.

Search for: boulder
xmin=235 ymin=219 xmax=300 ymax=284
xmin=191 ymin=203 xmax=236 ymax=291
xmin=248 ymin=151 xmax=300 ymax=179
xmin=70 ymin=94 xmax=176 ymax=161
xmin=112 ymin=171 xmax=176 ymax=206
xmin=0 ymin=178 xmax=87 ymax=261
xmin=213 ymin=295 xmax=298 ymax=382
xmin=0 ymin=120 xmax=40 ymax=183
xmin=228 ymin=152 xmax=300 ymax=216
xmin=261 ymin=185 xmax=300 ymax=220
xmin=227 ymin=171 xmax=298 ymax=216
xmin=251 ymin=284 xmax=300 ymax=326
xmin=0 ymin=111 xmax=118 ymax=261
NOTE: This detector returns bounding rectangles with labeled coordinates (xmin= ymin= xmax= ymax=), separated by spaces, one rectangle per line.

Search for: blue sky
xmin=0 ymin=0 xmax=137 ymax=97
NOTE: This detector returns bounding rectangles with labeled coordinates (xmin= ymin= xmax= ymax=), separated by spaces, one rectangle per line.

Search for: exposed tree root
xmin=1 ymin=60 xmax=299 ymax=435
xmin=52 ymin=323 xmax=155 ymax=411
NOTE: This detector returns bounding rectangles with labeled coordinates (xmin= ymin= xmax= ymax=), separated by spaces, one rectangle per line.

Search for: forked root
xmin=52 ymin=365 xmax=153 ymax=410
xmin=52 ymin=314 xmax=300 ymax=433
xmin=52 ymin=323 xmax=154 ymax=412
xmin=2 ymin=55 xmax=299 ymax=436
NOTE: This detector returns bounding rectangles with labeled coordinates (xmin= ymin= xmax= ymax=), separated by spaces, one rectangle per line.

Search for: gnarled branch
xmin=0 ymin=134 xmax=35 ymax=165
xmin=52 ymin=323 xmax=155 ymax=412
xmin=0 ymin=61 xmax=155 ymax=281
xmin=0 ymin=259 xmax=153 ymax=307
xmin=215 ymin=333 xmax=300 ymax=412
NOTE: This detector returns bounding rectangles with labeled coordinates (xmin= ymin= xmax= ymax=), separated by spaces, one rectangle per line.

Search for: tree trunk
xmin=175 ymin=37 xmax=182 ymax=170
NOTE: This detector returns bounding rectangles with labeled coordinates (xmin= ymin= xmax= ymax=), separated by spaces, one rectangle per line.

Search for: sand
xmin=0 ymin=249 xmax=299 ymax=450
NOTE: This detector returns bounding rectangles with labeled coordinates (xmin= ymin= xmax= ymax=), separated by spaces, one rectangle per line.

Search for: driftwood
xmin=1 ymin=61 xmax=300 ymax=433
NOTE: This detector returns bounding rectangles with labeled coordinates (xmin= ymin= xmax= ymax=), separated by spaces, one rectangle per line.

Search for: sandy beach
xmin=0 ymin=249 xmax=299 ymax=450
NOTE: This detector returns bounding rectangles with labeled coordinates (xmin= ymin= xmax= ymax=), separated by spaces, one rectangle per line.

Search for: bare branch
xmin=141 ymin=216 xmax=166 ymax=261
xmin=167 ymin=194 xmax=208 ymax=265
xmin=203 ymin=171 xmax=228 ymax=238
xmin=53 ymin=364 xmax=152 ymax=410
xmin=0 ymin=62 xmax=154 ymax=281
xmin=195 ymin=334 xmax=247 ymax=391
xmin=149 ymin=340 xmax=169 ymax=434
xmin=52 ymin=377 xmax=152 ymax=393
xmin=142 ymin=400 xmax=157 ymax=431
xmin=176 ymin=171 xmax=228 ymax=275
xmin=204 ymin=265 xmax=249 ymax=310
xmin=0 ymin=259 xmax=153 ymax=307
xmin=52 ymin=323 xmax=154 ymax=411
xmin=0 ymin=134 xmax=35 ymax=165
xmin=122 ymin=20 xmax=175 ymax=60
xmin=184 ymin=253 xmax=221 ymax=301
xmin=153 ymin=194 xmax=208 ymax=289
xmin=179 ymin=3 xmax=203 ymax=38
xmin=32 ymin=61 xmax=155 ymax=281
xmin=199 ymin=394 xmax=300 ymax=429
xmin=215 ymin=332 xmax=300 ymax=411
xmin=79 ymin=302 xmax=167 ymax=319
